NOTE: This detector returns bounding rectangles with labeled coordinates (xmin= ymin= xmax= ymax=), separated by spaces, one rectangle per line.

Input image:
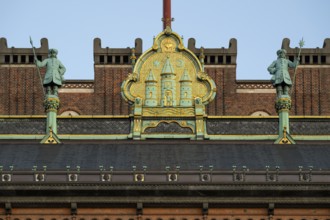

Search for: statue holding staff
xmin=34 ymin=48 xmax=66 ymax=96
xmin=267 ymin=49 xmax=299 ymax=98
xmin=267 ymin=39 xmax=304 ymax=98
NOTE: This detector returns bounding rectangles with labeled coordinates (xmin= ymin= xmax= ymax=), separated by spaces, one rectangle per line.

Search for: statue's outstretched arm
xmin=288 ymin=59 xmax=299 ymax=68
xmin=36 ymin=59 xmax=48 ymax=68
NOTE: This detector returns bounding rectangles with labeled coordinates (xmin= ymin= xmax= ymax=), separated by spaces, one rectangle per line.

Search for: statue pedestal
xmin=40 ymin=95 xmax=61 ymax=144
xmin=274 ymin=96 xmax=295 ymax=144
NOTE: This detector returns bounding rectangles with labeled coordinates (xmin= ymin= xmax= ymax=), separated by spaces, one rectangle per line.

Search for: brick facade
xmin=0 ymin=207 xmax=330 ymax=219
xmin=1 ymin=37 xmax=330 ymax=116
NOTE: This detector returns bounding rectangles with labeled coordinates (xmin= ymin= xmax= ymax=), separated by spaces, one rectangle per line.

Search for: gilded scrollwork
xmin=142 ymin=120 xmax=194 ymax=133
xmin=121 ymin=72 xmax=138 ymax=103
xmin=143 ymin=107 xmax=194 ymax=117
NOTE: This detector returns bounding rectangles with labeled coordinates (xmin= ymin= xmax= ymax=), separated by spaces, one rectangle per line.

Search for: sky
xmin=1 ymin=0 xmax=329 ymax=80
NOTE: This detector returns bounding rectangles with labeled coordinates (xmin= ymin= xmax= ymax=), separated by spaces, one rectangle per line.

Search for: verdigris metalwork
xmin=268 ymin=40 xmax=304 ymax=145
xmin=35 ymin=49 xmax=66 ymax=97
xmin=31 ymin=45 xmax=65 ymax=144
xmin=40 ymin=95 xmax=61 ymax=144
xmin=272 ymin=79 xmax=296 ymax=144
xmin=267 ymin=49 xmax=299 ymax=98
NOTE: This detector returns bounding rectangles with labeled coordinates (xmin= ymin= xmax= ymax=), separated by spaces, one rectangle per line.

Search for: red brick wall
xmin=0 ymin=207 xmax=329 ymax=219
xmin=1 ymin=64 xmax=329 ymax=116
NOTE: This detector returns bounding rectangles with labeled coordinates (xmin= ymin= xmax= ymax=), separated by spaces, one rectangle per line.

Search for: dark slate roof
xmin=207 ymin=118 xmax=330 ymax=135
xmin=0 ymin=118 xmax=131 ymax=134
xmin=0 ymin=118 xmax=45 ymax=134
xmin=1 ymin=117 xmax=329 ymax=135
xmin=0 ymin=142 xmax=329 ymax=171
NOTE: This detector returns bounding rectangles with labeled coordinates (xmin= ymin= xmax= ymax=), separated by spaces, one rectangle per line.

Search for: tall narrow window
xmin=107 ymin=55 xmax=112 ymax=63
xmin=210 ymin=55 xmax=215 ymax=64
xmin=21 ymin=55 xmax=26 ymax=63
xmin=321 ymin=55 xmax=326 ymax=64
xmin=29 ymin=55 xmax=34 ymax=63
xmin=305 ymin=56 xmax=310 ymax=64
xmin=115 ymin=56 xmax=121 ymax=64
xmin=4 ymin=55 xmax=10 ymax=63
xmin=13 ymin=55 xmax=18 ymax=63
xmin=100 ymin=55 xmax=104 ymax=63
xmin=123 ymin=55 xmax=129 ymax=63
xmin=226 ymin=55 xmax=231 ymax=64
xmin=218 ymin=56 xmax=223 ymax=64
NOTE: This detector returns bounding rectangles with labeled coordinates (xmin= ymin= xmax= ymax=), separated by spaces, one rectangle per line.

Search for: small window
xmin=107 ymin=56 xmax=112 ymax=63
xmin=5 ymin=55 xmax=10 ymax=63
xmin=210 ymin=55 xmax=215 ymax=64
xmin=321 ymin=55 xmax=326 ymax=64
xmin=13 ymin=55 xmax=18 ymax=63
xmin=226 ymin=55 xmax=231 ymax=64
xmin=218 ymin=56 xmax=223 ymax=64
xmin=21 ymin=55 xmax=26 ymax=63
xmin=29 ymin=55 xmax=34 ymax=63
xmin=305 ymin=56 xmax=310 ymax=64
xmin=123 ymin=55 xmax=129 ymax=63
xmin=289 ymin=56 xmax=294 ymax=62
xmin=313 ymin=55 xmax=318 ymax=64
xmin=204 ymin=56 xmax=207 ymax=64
xmin=100 ymin=55 xmax=104 ymax=63
xmin=115 ymin=56 xmax=121 ymax=64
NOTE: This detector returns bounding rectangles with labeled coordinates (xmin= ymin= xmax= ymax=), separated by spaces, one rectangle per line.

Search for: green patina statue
xmin=267 ymin=49 xmax=299 ymax=98
xmin=35 ymin=49 xmax=66 ymax=96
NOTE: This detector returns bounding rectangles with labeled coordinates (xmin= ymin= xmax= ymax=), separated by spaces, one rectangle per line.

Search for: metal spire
xmin=162 ymin=0 xmax=173 ymax=30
